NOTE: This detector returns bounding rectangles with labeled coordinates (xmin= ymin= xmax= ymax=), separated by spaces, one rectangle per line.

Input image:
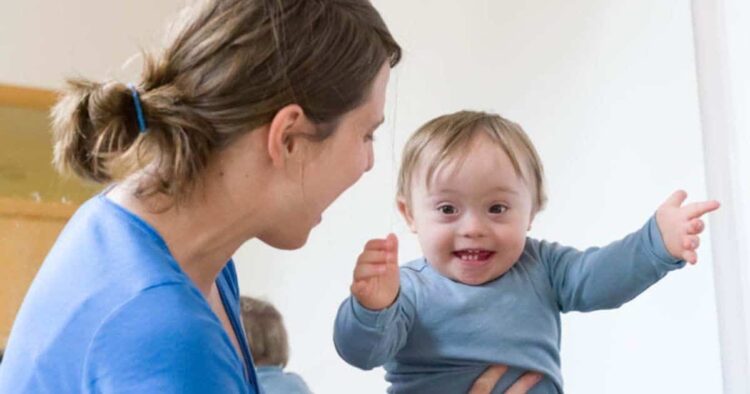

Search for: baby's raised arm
xmin=540 ymin=190 xmax=719 ymax=313
xmin=334 ymin=234 xmax=412 ymax=369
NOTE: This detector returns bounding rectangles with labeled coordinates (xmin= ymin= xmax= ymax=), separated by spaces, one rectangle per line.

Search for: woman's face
xmin=262 ymin=63 xmax=391 ymax=249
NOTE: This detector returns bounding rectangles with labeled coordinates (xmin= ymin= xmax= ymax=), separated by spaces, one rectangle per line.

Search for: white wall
xmin=0 ymin=0 xmax=186 ymax=88
xmin=692 ymin=0 xmax=750 ymax=391
xmin=1 ymin=1 xmax=725 ymax=393
xmin=235 ymin=1 xmax=723 ymax=393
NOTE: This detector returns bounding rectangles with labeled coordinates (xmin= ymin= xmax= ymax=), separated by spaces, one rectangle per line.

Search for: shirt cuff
xmin=350 ymin=292 xmax=400 ymax=330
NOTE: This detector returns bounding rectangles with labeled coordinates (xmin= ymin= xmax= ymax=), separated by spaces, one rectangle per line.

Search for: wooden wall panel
xmin=0 ymin=199 xmax=76 ymax=347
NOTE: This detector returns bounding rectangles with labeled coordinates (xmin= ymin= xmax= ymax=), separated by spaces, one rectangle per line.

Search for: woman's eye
xmin=489 ymin=204 xmax=507 ymax=214
xmin=438 ymin=205 xmax=457 ymax=215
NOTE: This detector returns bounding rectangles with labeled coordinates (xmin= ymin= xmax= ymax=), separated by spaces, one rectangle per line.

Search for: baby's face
xmin=400 ymin=134 xmax=534 ymax=285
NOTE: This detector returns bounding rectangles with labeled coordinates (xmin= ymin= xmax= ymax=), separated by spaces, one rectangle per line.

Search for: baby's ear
xmin=527 ymin=211 xmax=537 ymax=232
xmin=397 ymin=196 xmax=418 ymax=233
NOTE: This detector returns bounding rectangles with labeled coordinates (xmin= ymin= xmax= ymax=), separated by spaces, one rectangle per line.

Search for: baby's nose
xmin=459 ymin=212 xmax=487 ymax=238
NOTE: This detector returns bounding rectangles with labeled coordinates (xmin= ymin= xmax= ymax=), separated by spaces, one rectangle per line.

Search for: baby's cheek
xmin=417 ymin=232 xmax=447 ymax=261
xmin=498 ymin=230 xmax=527 ymax=260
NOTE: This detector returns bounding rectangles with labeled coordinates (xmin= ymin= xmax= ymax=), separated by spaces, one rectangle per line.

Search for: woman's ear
xmin=267 ymin=104 xmax=314 ymax=168
xmin=397 ymin=196 xmax=418 ymax=233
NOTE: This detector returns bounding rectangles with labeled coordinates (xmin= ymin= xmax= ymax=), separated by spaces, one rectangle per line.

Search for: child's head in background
xmin=397 ymin=111 xmax=547 ymax=285
xmin=240 ymin=296 xmax=289 ymax=367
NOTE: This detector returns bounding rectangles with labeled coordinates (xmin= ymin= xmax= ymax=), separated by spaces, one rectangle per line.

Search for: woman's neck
xmin=106 ymin=168 xmax=264 ymax=296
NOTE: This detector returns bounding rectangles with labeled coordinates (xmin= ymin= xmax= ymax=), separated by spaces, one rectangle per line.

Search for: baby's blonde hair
xmin=397 ymin=110 xmax=547 ymax=214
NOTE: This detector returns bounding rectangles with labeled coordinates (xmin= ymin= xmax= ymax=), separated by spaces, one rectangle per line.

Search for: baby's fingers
xmin=364 ymin=238 xmax=389 ymax=251
xmin=661 ymin=190 xmax=688 ymax=209
xmin=386 ymin=233 xmax=399 ymax=265
xmin=354 ymin=250 xmax=389 ymax=280
xmin=683 ymin=235 xmax=700 ymax=251
xmin=350 ymin=280 xmax=374 ymax=296
xmin=687 ymin=219 xmax=705 ymax=235
xmin=679 ymin=235 xmax=700 ymax=264
xmin=682 ymin=250 xmax=698 ymax=265
xmin=683 ymin=200 xmax=720 ymax=219
xmin=353 ymin=261 xmax=387 ymax=280
xmin=358 ymin=250 xmax=388 ymax=265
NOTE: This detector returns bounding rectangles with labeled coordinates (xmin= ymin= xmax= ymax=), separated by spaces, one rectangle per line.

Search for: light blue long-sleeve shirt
xmin=334 ymin=217 xmax=684 ymax=393
xmin=0 ymin=194 xmax=259 ymax=393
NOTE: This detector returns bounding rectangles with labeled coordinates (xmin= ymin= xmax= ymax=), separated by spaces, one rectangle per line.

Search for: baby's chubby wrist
xmin=646 ymin=215 xmax=686 ymax=268
xmin=351 ymin=289 xmax=401 ymax=329
xmin=354 ymin=290 xmax=399 ymax=311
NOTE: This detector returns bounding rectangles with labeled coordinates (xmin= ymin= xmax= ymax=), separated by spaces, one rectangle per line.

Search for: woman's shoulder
xmin=92 ymin=283 xmax=217 ymax=345
xmin=39 ymin=194 xmax=188 ymax=295
xmin=99 ymin=282 xmax=214 ymax=336
xmin=83 ymin=283 xmax=247 ymax=391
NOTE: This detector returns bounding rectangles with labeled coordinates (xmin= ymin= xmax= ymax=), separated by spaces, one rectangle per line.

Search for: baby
xmin=240 ymin=296 xmax=312 ymax=394
xmin=333 ymin=111 xmax=719 ymax=393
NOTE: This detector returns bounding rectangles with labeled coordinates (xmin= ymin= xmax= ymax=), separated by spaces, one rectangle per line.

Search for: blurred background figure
xmin=240 ymin=296 xmax=312 ymax=394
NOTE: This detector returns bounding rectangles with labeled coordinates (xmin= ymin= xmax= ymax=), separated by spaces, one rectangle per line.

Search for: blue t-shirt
xmin=334 ymin=217 xmax=684 ymax=393
xmin=0 ymin=194 xmax=259 ymax=393
xmin=256 ymin=366 xmax=312 ymax=394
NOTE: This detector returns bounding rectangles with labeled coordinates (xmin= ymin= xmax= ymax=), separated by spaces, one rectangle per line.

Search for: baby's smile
xmin=452 ymin=249 xmax=495 ymax=264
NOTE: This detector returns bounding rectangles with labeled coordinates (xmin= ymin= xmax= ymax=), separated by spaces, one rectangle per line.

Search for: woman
xmin=0 ymin=0 xmax=539 ymax=392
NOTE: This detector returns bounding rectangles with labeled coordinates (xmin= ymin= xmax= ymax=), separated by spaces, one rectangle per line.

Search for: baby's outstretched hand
xmin=351 ymin=233 xmax=400 ymax=310
xmin=655 ymin=190 xmax=720 ymax=264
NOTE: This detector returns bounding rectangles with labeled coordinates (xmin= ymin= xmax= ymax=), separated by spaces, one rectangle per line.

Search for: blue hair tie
xmin=127 ymin=83 xmax=148 ymax=133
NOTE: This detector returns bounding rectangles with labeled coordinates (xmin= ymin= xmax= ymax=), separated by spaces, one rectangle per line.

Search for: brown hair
xmin=397 ymin=110 xmax=547 ymax=214
xmin=52 ymin=0 xmax=401 ymax=201
xmin=240 ymin=296 xmax=289 ymax=367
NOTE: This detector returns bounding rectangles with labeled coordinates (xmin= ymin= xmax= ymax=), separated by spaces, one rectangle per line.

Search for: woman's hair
xmin=52 ymin=0 xmax=401 ymax=201
xmin=397 ymin=110 xmax=547 ymax=215
xmin=240 ymin=296 xmax=290 ymax=367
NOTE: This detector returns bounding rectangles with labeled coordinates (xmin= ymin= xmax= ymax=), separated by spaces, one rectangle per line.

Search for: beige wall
xmin=0 ymin=0 xmax=186 ymax=89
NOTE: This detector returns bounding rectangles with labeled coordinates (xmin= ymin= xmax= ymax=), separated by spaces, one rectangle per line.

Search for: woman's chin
xmin=257 ymin=213 xmax=322 ymax=250
xmin=259 ymin=230 xmax=310 ymax=251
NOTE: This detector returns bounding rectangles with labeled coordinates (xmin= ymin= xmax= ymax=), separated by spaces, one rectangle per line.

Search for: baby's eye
xmin=364 ymin=133 xmax=376 ymax=142
xmin=489 ymin=204 xmax=508 ymax=214
xmin=437 ymin=204 xmax=458 ymax=215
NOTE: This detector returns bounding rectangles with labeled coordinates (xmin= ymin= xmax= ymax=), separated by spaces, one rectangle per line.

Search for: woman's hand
xmin=655 ymin=190 xmax=720 ymax=264
xmin=350 ymin=233 xmax=400 ymax=310
xmin=468 ymin=365 xmax=543 ymax=394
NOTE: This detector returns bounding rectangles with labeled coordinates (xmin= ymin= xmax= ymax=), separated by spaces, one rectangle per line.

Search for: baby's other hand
xmin=350 ymin=233 xmax=400 ymax=310
xmin=656 ymin=190 xmax=720 ymax=264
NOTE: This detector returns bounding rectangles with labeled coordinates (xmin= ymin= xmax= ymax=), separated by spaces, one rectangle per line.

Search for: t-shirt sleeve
xmin=83 ymin=284 xmax=251 ymax=394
